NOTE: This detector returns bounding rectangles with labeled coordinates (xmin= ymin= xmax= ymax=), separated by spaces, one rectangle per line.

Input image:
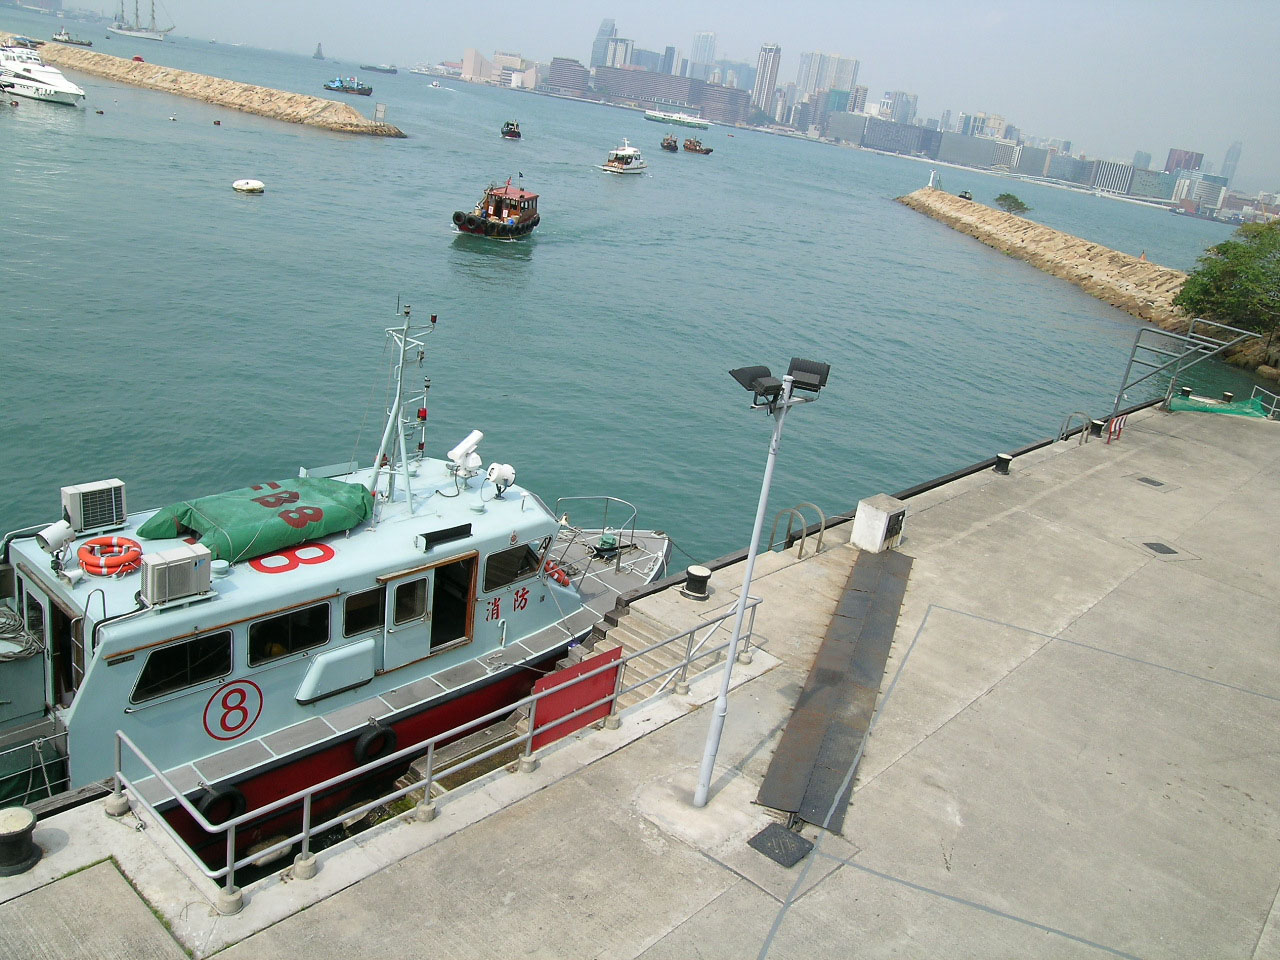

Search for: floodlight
xmin=447 ymin=430 xmax=484 ymax=478
xmin=486 ymin=462 xmax=516 ymax=497
xmin=36 ymin=520 xmax=75 ymax=554
xmin=787 ymin=357 xmax=830 ymax=393
xmin=729 ymin=366 xmax=782 ymax=403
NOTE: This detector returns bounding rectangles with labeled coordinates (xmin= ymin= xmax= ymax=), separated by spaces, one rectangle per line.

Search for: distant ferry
xmin=360 ymin=64 xmax=397 ymax=75
xmin=643 ymin=109 xmax=709 ymax=130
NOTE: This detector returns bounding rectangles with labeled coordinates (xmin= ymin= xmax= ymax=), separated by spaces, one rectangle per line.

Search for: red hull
xmin=161 ymin=651 xmax=560 ymax=868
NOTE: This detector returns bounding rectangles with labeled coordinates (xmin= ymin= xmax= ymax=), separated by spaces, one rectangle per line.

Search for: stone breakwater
xmin=15 ymin=38 xmax=405 ymax=137
xmin=897 ymin=188 xmax=1276 ymax=379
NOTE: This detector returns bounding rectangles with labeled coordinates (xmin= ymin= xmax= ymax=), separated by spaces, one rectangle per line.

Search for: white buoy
xmin=232 ymin=179 xmax=265 ymax=194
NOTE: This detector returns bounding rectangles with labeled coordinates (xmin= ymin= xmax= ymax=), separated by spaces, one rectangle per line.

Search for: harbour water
xmin=0 ymin=11 xmax=1258 ymax=561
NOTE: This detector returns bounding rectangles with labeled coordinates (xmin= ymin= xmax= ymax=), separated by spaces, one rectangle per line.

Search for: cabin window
xmin=132 ymin=631 xmax=232 ymax=703
xmin=22 ymin=589 xmax=44 ymax=636
xmin=484 ymin=542 xmax=542 ymax=592
xmin=249 ymin=603 xmax=330 ymax=666
xmin=393 ymin=578 xmax=427 ymax=625
xmin=344 ymin=587 xmax=385 ymax=637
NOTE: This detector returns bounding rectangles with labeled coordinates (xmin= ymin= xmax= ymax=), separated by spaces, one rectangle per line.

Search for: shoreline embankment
xmin=9 ymin=37 xmax=405 ymax=137
xmin=897 ymin=187 xmax=1278 ymax=380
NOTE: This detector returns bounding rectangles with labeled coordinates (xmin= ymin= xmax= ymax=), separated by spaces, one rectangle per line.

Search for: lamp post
xmin=693 ymin=358 xmax=829 ymax=808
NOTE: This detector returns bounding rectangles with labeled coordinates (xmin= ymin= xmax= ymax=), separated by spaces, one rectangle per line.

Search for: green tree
xmin=1174 ymin=221 xmax=1280 ymax=339
xmin=994 ymin=193 xmax=1030 ymax=214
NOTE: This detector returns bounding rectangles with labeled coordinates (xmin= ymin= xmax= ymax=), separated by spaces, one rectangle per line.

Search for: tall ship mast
xmin=108 ymin=0 xmax=174 ymax=42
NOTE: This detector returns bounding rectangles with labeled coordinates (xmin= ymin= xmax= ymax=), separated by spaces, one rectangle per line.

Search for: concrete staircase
xmin=591 ymin=607 xmax=718 ymax=710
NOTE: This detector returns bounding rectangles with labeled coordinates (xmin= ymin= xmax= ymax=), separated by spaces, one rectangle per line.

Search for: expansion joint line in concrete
xmin=815 ymin=857 xmax=1145 ymax=960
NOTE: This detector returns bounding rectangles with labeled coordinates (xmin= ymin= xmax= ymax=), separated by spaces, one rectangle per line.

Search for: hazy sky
xmin=156 ymin=0 xmax=1279 ymax=191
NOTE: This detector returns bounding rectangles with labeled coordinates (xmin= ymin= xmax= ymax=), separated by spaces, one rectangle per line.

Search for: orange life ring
xmin=78 ymin=536 xmax=143 ymax=576
xmin=544 ymin=560 xmax=570 ymax=587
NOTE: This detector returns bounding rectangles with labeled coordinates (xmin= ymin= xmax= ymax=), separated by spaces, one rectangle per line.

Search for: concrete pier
xmin=5 ymin=36 xmax=405 ymax=138
xmin=2 ymin=407 xmax=1278 ymax=958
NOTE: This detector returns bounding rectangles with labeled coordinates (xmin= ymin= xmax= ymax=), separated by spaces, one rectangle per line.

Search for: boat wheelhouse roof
xmin=8 ymin=460 xmax=559 ymax=640
xmin=486 ymin=184 xmax=537 ymax=201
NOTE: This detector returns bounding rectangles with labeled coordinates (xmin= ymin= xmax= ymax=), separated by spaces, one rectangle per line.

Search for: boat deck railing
xmin=553 ymin=497 xmax=640 ymax=577
xmin=109 ymin=595 xmax=762 ymax=915
xmin=0 ymin=729 xmax=69 ymax=803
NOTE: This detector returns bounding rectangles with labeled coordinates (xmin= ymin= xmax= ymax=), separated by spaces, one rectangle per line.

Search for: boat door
xmin=380 ymin=552 xmax=477 ymax=671
xmin=12 ymin=572 xmax=80 ymax=708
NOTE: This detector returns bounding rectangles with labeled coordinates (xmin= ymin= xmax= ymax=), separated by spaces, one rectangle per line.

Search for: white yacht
xmin=0 ymin=45 xmax=86 ymax=106
xmin=598 ymin=139 xmax=647 ymax=175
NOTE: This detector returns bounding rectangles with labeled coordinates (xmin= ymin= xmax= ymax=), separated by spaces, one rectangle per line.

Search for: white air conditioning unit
xmin=141 ymin=544 xmax=213 ymax=605
xmin=61 ymin=479 xmax=127 ymax=533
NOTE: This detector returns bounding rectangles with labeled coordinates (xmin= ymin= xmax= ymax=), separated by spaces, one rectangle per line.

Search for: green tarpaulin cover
xmin=1168 ymin=396 xmax=1270 ymax=418
xmin=137 ymin=477 xmax=374 ymax=562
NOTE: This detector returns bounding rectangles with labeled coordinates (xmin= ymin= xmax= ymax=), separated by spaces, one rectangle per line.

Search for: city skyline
xmin=144 ymin=1 xmax=1278 ymax=191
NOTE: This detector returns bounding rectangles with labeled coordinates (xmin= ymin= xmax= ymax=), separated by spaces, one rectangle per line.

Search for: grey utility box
xmin=851 ymin=494 xmax=906 ymax=553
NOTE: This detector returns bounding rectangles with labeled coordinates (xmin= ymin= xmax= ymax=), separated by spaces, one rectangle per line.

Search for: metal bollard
xmin=1089 ymin=419 xmax=1106 ymax=438
xmin=681 ymin=565 xmax=711 ymax=600
xmin=993 ymin=453 xmax=1013 ymax=475
xmin=0 ymin=807 xmax=41 ymax=877
xmin=1222 ymin=392 xmax=1234 ymax=402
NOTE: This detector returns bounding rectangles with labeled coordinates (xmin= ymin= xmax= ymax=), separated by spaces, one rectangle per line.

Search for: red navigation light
xmin=417 ymin=407 xmax=428 ymax=421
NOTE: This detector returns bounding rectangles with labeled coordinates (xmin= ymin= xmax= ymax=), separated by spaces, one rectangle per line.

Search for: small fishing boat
xmin=50 ymin=28 xmax=92 ymax=47
xmin=501 ymin=120 xmax=521 ymax=139
xmin=430 ymin=80 xmax=440 ymax=88
xmin=324 ymin=76 xmax=372 ymax=96
xmin=660 ymin=134 xmax=678 ymax=153
xmin=599 ymin=139 xmax=647 ymax=175
xmin=682 ymin=138 xmax=713 ymax=155
xmin=452 ymin=178 xmax=540 ymax=240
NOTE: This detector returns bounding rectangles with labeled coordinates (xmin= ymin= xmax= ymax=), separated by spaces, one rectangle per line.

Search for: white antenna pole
xmin=369 ymin=311 xmax=412 ymax=497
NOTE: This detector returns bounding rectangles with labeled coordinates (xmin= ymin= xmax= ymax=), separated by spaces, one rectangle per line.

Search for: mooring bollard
xmin=681 ymin=565 xmax=711 ymax=600
xmin=0 ymin=807 xmax=41 ymax=877
xmin=994 ymin=453 xmax=1013 ymax=475
xmin=1181 ymin=386 xmax=1194 ymax=397
xmin=1090 ymin=419 xmax=1106 ymax=438
xmin=1222 ymin=392 xmax=1234 ymax=403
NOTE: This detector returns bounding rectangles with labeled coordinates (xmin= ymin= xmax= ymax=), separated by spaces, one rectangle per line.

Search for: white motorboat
xmin=599 ymin=138 xmax=647 ymax=175
xmin=0 ymin=45 xmax=86 ymax=106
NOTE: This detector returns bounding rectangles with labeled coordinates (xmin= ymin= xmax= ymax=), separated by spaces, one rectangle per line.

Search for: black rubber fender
xmin=197 ymin=784 xmax=247 ymax=825
xmin=353 ymin=722 xmax=398 ymax=766
xmin=452 ymin=210 xmax=465 ymax=226
xmin=464 ymin=213 xmax=479 ymax=230
xmin=483 ymin=219 xmax=497 ymax=236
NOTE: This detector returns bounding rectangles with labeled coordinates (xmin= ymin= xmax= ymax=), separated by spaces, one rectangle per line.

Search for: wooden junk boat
xmin=0 ymin=309 xmax=668 ymax=867
xmin=500 ymin=120 xmax=521 ymax=139
xmin=660 ymin=134 xmax=678 ymax=153
xmin=452 ymin=179 xmax=540 ymax=240
xmin=682 ymin=138 xmax=713 ymax=155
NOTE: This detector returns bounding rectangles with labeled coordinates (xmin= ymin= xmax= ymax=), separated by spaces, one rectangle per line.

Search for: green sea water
xmin=0 ymin=11 xmax=1260 ymax=561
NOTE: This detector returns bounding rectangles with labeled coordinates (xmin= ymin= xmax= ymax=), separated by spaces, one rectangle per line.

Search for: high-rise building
xmin=1093 ymin=160 xmax=1134 ymax=195
xmin=751 ymin=43 xmax=782 ymax=113
xmin=795 ymin=52 xmax=859 ymax=98
xmin=660 ymin=46 xmax=677 ymax=75
xmin=880 ymin=91 xmax=917 ymax=125
xmin=631 ymin=47 xmax=661 ymax=72
xmin=691 ymin=32 xmax=716 ymax=66
xmin=1164 ymin=148 xmax=1203 ymax=174
xmin=590 ymin=19 xmax=617 ymax=69
xmin=939 ymin=109 xmax=952 ymax=132
xmin=850 ymin=85 xmax=868 ymax=113
xmin=1133 ymin=150 xmax=1152 ymax=171
xmin=603 ymin=38 xmax=633 ymax=68
xmin=1221 ymin=141 xmax=1242 ymax=186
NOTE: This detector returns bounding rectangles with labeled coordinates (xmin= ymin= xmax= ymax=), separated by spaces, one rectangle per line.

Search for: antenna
xmin=368 ymin=304 xmax=438 ymax=513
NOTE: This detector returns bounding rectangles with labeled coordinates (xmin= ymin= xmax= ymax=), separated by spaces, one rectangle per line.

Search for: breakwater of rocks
xmin=897 ymin=187 xmax=1277 ymax=379
xmin=14 ymin=37 xmax=405 ymax=137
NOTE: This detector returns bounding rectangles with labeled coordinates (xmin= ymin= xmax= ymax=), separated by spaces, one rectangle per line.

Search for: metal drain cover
xmin=1143 ymin=542 xmax=1178 ymax=555
xmin=1136 ymin=477 xmax=1165 ymax=487
xmin=748 ymin=822 xmax=814 ymax=868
